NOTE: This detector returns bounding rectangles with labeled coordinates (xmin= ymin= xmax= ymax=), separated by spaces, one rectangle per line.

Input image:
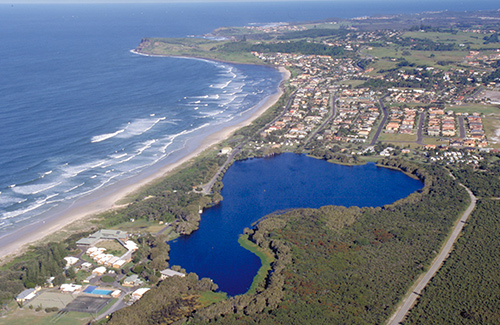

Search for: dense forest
xmin=402 ymin=159 xmax=500 ymax=322
xmin=404 ymin=198 xmax=500 ymax=324
xmin=453 ymin=156 xmax=500 ymax=197
xmin=117 ymin=159 xmax=470 ymax=324
xmin=393 ymin=37 xmax=456 ymax=51
xmin=277 ymin=28 xmax=349 ymax=40
xmin=221 ymin=40 xmax=345 ymax=57
xmin=98 ymin=152 xmax=228 ymax=235
xmin=109 ymin=273 xmax=220 ymax=324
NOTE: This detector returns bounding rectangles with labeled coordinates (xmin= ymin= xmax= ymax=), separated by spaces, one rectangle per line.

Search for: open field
xmin=1 ymin=301 xmax=92 ymax=325
xmin=135 ymin=38 xmax=263 ymax=64
xmin=422 ymin=137 xmax=450 ymax=146
xmin=403 ymin=31 xmax=500 ymax=50
xmin=95 ymin=240 xmax=126 ymax=256
xmin=27 ymin=291 xmax=76 ymax=309
xmin=483 ymin=118 xmax=500 ymax=148
xmin=446 ymin=104 xmax=500 ymax=115
xmin=379 ymin=133 xmax=417 ymax=142
xmin=108 ymin=219 xmax=165 ymax=233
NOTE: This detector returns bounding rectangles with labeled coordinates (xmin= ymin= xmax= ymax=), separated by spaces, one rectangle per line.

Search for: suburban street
xmin=387 ymin=181 xmax=477 ymax=324
xmin=370 ymin=96 xmax=389 ymax=145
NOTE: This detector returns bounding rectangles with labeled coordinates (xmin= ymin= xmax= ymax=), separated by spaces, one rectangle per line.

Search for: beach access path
xmin=387 ymin=177 xmax=477 ymax=324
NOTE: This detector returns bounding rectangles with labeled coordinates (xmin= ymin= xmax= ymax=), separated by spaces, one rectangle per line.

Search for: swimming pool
xmin=83 ymin=286 xmax=113 ymax=295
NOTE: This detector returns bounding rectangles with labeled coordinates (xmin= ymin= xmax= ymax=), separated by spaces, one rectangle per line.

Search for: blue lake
xmin=169 ymin=153 xmax=423 ymax=296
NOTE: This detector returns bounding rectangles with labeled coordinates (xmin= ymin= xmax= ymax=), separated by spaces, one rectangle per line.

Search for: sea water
xmin=0 ymin=2 xmax=497 ymax=243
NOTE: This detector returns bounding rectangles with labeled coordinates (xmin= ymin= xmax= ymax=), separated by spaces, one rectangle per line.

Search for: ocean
xmin=0 ymin=1 xmax=498 ymax=240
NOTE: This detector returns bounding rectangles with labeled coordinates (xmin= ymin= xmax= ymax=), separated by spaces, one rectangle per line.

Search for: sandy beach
xmin=0 ymin=66 xmax=290 ymax=263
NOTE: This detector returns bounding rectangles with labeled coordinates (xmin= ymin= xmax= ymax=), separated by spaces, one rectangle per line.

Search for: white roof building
xmin=16 ymin=288 xmax=37 ymax=303
xmin=64 ymin=256 xmax=79 ymax=267
xmin=124 ymin=240 xmax=138 ymax=251
xmin=92 ymin=266 xmax=107 ymax=275
xmin=132 ymin=288 xmax=150 ymax=299
xmin=160 ymin=269 xmax=186 ymax=280
xmin=60 ymin=283 xmax=82 ymax=293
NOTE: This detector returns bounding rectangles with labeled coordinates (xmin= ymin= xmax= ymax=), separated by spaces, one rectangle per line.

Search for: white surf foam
xmin=63 ymin=182 xmax=85 ymax=193
xmin=61 ymin=160 xmax=107 ymax=178
xmin=119 ymin=117 xmax=165 ymax=138
xmin=12 ymin=181 xmax=62 ymax=195
xmin=91 ymin=128 xmax=126 ymax=143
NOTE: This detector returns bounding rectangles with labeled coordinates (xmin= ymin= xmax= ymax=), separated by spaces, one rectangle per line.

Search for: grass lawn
xmin=76 ymin=270 xmax=92 ymax=283
xmin=95 ymin=240 xmax=126 ymax=257
xmin=482 ymin=118 xmax=500 ymax=148
xmin=26 ymin=291 xmax=76 ymax=309
xmin=422 ymin=137 xmax=450 ymax=146
xmin=1 ymin=302 xmax=92 ymax=325
xmin=112 ymin=219 xmax=165 ymax=234
xmin=446 ymin=104 xmax=500 ymax=116
xmin=238 ymin=235 xmax=275 ymax=295
xmin=379 ymin=133 xmax=417 ymax=142
xmin=402 ymin=31 xmax=487 ymax=48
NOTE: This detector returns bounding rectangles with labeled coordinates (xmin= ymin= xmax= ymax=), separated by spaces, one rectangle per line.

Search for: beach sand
xmin=0 ymin=67 xmax=290 ymax=263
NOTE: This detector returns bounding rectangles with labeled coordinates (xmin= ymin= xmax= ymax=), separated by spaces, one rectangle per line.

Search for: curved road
xmin=387 ymin=181 xmax=477 ymax=325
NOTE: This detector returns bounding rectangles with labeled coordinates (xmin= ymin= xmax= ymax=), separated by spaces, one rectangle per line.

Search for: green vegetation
xmin=4 ymin=8 xmax=500 ymax=324
xmin=95 ymin=240 xmax=126 ymax=257
xmin=109 ymin=273 xmax=219 ymax=324
xmin=446 ymin=104 xmax=500 ymax=115
xmin=168 ymin=160 xmax=470 ymax=324
xmin=453 ymin=157 xmax=500 ymax=197
xmin=136 ymin=37 xmax=345 ymax=65
xmin=403 ymin=159 xmax=500 ymax=322
xmin=101 ymin=275 xmax=115 ymax=283
xmin=0 ymin=234 xmax=86 ymax=304
xmin=135 ymin=38 xmax=263 ymax=64
xmin=97 ymin=151 xmax=227 ymax=235
xmin=129 ymin=234 xmax=170 ymax=285
xmin=238 ymin=234 xmax=275 ymax=295
xmin=405 ymin=199 xmax=500 ymax=324
xmin=277 ymin=28 xmax=348 ymax=40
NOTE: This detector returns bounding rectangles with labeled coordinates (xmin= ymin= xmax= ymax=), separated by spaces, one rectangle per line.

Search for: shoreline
xmin=130 ymin=49 xmax=268 ymax=67
xmin=0 ymin=66 xmax=290 ymax=264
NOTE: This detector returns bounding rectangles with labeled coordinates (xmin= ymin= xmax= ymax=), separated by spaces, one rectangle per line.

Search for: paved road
xmin=304 ymin=93 xmax=337 ymax=145
xmin=416 ymin=112 xmax=425 ymax=145
xmin=458 ymin=116 xmax=466 ymax=138
xmin=370 ymin=95 xmax=389 ymax=145
xmin=95 ymin=296 xmax=127 ymax=321
xmin=387 ymin=182 xmax=477 ymax=324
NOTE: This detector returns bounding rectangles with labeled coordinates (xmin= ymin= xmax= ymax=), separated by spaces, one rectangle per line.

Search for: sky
xmin=0 ymin=0 xmax=362 ymax=3
xmin=1 ymin=0 xmax=332 ymax=3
